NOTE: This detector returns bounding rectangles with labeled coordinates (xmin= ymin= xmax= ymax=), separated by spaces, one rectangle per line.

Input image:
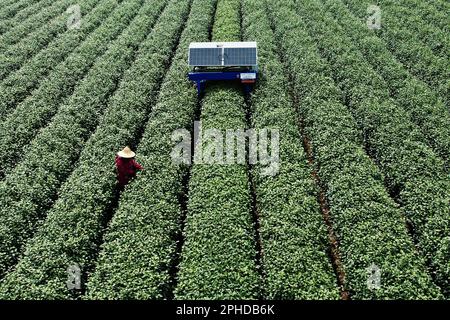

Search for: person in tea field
xmin=115 ymin=146 xmax=143 ymax=190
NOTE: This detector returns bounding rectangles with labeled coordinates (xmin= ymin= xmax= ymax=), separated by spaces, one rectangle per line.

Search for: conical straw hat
xmin=117 ymin=146 xmax=136 ymax=159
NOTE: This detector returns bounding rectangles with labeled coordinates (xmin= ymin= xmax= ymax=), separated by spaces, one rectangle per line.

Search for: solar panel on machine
xmin=189 ymin=47 xmax=222 ymax=66
xmin=188 ymin=42 xmax=257 ymax=67
xmin=224 ymin=47 xmax=257 ymax=66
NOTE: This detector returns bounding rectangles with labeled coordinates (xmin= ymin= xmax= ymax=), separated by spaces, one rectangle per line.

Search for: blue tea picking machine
xmin=188 ymin=42 xmax=258 ymax=97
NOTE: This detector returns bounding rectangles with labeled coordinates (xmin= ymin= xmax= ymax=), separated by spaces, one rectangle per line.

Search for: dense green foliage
xmin=342 ymin=0 xmax=449 ymax=104
xmin=270 ymin=0 xmax=442 ymax=299
xmin=0 ymin=0 xmax=21 ymax=15
xmin=296 ymin=0 xmax=450 ymax=295
xmin=0 ymin=0 xmax=191 ymax=299
xmin=407 ymin=0 xmax=449 ymax=32
xmin=0 ymin=0 xmax=53 ymax=34
xmin=377 ymin=0 xmax=449 ymax=59
xmin=0 ymin=0 xmax=447 ymax=300
xmin=321 ymin=0 xmax=449 ymax=165
xmin=0 ymin=0 xmax=156 ymax=279
xmin=0 ymin=0 xmax=74 ymax=50
xmin=0 ymin=0 xmax=128 ymax=174
xmin=174 ymin=0 xmax=260 ymax=299
xmin=0 ymin=0 xmax=41 ymax=23
xmin=87 ymin=0 xmax=217 ymax=299
xmin=242 ymin=0 xmax=339 ymax=299
xmin=0 ymin=0 xmax=101 ymax=81
xmin=0 ymin=0 xmax=117 ymax=122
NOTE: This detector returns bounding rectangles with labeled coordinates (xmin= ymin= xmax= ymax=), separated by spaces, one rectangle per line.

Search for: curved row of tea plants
xmin=296 ymin=0 xmax=450 ymax=295
xmin=0 ymin=0 xmax=18 ymax=13
xmin=377 ymin=0 xmax=449 ymax=59
xmin=0 ymin=0 xmax=191 ymax=299
xmin=242 ymin=0 xmax=339 ymax=299
xmin=430 ymin=0 xmax=450 ymax=20
xmin=86 ymin=0 xmax=217 ymax=299
xmin=0 ymin=0 xmax=111 ymax=123
xmin=0 ymin=0 xmax=74 ymax=51
xmin=404 ymin=0 xmax=449 ymax=32
xmin=0 ymin=0 xmax=100 ymax=80
xmin=270 ymin=0 xmax=441 ymax=299
xmin=0 ymin=0 xmax=40 ymax=22
xmin=0 ymin=0 xmax=53 ymax=34
xmin=174 ymin=0 xmax=261 ymax=299
xmin=0 ymin=0 xmax=136 ymax=176
xmin=341 ymin=0 xmax=449 ymax=103
xmin=321 ymin=0 xmax=449 ymax=170
xmin=0 ymin=0 xmax=160 ymax=279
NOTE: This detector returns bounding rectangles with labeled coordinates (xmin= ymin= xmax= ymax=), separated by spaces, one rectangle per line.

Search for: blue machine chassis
xmin=188 ymin=70 xmax=257 ymax=96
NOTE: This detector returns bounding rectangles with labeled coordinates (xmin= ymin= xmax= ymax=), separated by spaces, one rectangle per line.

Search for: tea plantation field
xmin=0 ymin=0 xmax=448 ymax=300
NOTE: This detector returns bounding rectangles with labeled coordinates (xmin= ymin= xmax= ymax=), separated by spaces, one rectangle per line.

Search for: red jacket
xmin=115 ymin=155 xmax=143 ymax=187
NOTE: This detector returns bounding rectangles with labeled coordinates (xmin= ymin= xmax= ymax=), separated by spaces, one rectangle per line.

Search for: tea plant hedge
xmin=0 ymin=0 xmax=53 ymax=34
xmin=342 ymin=0 xmax=449 ymax=104
xmin=0 ymin=0 xmax=117 ymax=122
xmin=242 ymin=0 xmax=340 ymax=299
xmin=173 ymin=0 xmax=261 ymax=299
xmin=87 ymin=0 xmax=217 ymax=299
xmin=0 ymin=0 xmax=164 ymax=279
xmin=0 ymin=0 xmax=103 ymax=81
xmin=0 ymin=0 xmax=138 ymax=175
xmin=296 ymin=0 xmax=450 ymax=296
xmin=0 ymin=0 xmax=74 ymax=50
xmin=270 ymin=0 xmax=442 ymax=299
xmin=0 ymin=0 xmax=191 ymax=299
xmin=321 ymin=0 xmax=449 ymax=178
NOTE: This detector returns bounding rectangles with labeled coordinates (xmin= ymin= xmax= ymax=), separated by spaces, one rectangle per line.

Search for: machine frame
xmin=188 ymin=42 xmax=258 ymax=96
